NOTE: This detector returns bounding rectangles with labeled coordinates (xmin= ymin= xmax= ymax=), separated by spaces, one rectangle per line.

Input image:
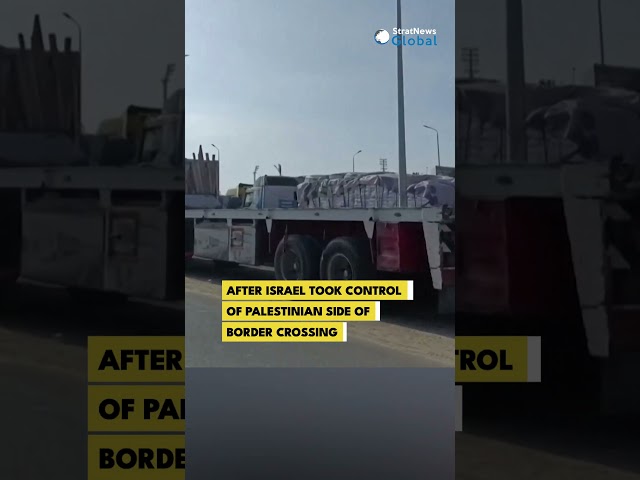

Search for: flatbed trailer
xmin=456 ymin=162 xmax=640 ymax=414
xmin=0 ymin=166 xmax=185 ymax=301
xmin=185 ymin=205 xmax=455 ymax=309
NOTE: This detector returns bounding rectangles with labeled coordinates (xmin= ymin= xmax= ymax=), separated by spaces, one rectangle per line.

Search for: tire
xmin=274 ymin=235 xmax=322 ymax=280
xmin=320 ymin=237 xmax=375 ymax=280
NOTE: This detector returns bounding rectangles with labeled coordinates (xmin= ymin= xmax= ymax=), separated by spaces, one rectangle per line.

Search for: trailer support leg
xmin=563 ymin=196 xmax=610 ymax=358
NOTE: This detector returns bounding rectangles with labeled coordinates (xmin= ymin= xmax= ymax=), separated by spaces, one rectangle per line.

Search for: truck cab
xmin=244 ymin=175 xmax=299 ymax=209
xmin=226 ymin=183 xmax=253 ymax=202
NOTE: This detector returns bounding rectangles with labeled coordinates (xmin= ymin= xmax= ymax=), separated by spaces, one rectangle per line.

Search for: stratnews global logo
xmin=374 ymin=27 xmax=437 ymax=46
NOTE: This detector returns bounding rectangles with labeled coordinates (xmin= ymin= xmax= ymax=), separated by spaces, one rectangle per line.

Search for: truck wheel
xmin=320 ymin=237 xmax=375 ymax=280
xmin=274 ymin=235 xmax=322 ymax=280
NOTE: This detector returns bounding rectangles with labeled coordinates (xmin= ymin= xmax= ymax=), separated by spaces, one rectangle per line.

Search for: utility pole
xmin=505 ymin=0 xmax=527 ymax=163
xmin=379 ymin=158 xmax=388 ymax=172
xmin=461 ymin=47 xmax=479 ymax=80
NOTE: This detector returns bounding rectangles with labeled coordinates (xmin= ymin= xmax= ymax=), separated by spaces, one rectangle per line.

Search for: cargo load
xmin=296 ymin=172 xmax=454 ymax=209
xmin=457 ymin=80 xmax=640 ymax=172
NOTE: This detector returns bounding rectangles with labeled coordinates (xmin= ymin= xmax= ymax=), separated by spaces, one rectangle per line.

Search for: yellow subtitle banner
xmin=88 ymin=385 xmax=185 ymax=433
xmin=87 ymin=336 xmax=185 ymax=383
xmin=88 ymin=434 xmax=184 ymax=480
xmin=222 ymin=301 xmax=379 ymax=321
xmin=455 ymin=336 xmax=542 ymax=383
xmin=222 ymin=321 xmax=348 ymax=342
xmin=222 ymin=280 xmax=413 ymax=300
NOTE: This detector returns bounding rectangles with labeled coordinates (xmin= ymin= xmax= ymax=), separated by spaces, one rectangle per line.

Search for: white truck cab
xmin=243 ymin=175 xmax=299 ymax=209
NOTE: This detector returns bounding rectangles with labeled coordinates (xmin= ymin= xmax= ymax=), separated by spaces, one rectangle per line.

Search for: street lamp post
xmin=211 ymin=144 xmax=220 ymax=162
xmin=162 ymin=63 xmax=176 ymax=104
xmin=396 ymin=0 xmax=408 ymax=206
xmin=352 ymin=149 xmax=362 ymax=172
xmin=62 ymin=12 xmax=82 ymax=139
xmin=597 ymin=0 xmax=605 ymax=64
xmin=423 ymin=124 xmax=440 ymax=167
xmin=505 ymin=0 xmax=527 ymax=163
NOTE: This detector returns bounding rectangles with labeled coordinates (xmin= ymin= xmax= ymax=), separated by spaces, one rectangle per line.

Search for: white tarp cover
xmin=457 ymin=80 xmax=640 ymax=168
xmin=296 ymin=172 xmax=455 ymax=209
xmin=531 ymin=92 xmax=640 ymax=164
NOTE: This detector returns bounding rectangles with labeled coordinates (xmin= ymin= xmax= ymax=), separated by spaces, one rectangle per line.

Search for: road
xmin=0 ymin=282 xmax=183 ymax=479
xmin=1 ymin=279 xmax=638 ymax=478
xmin=458 ymin=400 xmax=640 ymax=479
xmin=185 ymin=261 xmax=454 ymax=368
xmin=456 ymin=432 xmax=639 ymax=479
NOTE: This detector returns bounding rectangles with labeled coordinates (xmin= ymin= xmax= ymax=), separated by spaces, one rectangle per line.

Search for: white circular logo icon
xmin=374 ymin=29 xmax=390 ymax=44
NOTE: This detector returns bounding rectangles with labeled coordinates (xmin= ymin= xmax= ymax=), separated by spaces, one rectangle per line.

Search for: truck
xmin=225 ymin=183 xmax=253 ymax=200
xmin=0 ymin=17 xmax=185 ymax=302
xmin=185 ymin=173 xmax=455 ymax=312
xmin=456 ymin=79 xmax=640 ymax=414
xmin=0 ymin=91 xmax=185 ymax=302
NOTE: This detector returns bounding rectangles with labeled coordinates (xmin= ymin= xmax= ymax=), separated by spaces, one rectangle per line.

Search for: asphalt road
xmin=1 ymin=279 xmax=638 ymax=478
xmin=185 ymin=261 xmax=454 ymax=368
xmin=0 ymin=349 xmax=87 ymax=478
xmin=0 ymin=282 xmax=183 ymax=479
xmin=456 ymin=431 xmax=640 ymax=480
xmin=457 ymin=395 xmax=640 ymax=479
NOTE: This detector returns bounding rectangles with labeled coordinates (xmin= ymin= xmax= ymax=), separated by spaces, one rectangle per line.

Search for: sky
xmin=1 ymin=0 xmax=185 ymax=133
xmin=4 ymin=1 xmax=638 ymax=190
xmin=186 ymin=0 xmax=455 ymax=189
xmin=456 ymin=0 xmax=640 ymax=85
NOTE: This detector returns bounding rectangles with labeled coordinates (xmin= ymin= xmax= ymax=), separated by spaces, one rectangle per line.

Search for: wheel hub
xmin=282 ymin=250 xmax=302 ymax=279
xmin=328 ymin=253 xmax=353 ymax=280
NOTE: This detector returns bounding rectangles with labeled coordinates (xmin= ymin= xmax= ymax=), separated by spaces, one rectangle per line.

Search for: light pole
xmin=211 ymin=143 xmax=220 ymax=162
xmin=597 ymin=0 xmax=605 ymax=65
xmin=62 ymin=12 xmax=82 ymax=138
xmin=396 ymin=0 xmax=408 ymax=206
xmin=162 ymin=63 xmax=176 ymax=104
xmin=423 ymin=124 xmax=440 ymax=167
xmin=352 ymin=149 xmax=362 ymax=172
xmin=505 ymin=0 xmax=526 ymax=163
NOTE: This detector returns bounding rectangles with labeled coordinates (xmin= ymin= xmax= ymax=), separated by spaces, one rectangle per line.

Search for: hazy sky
xmin=457 ymin=0 xmax=640 ymax=85
xmin=4 ymin=0 xmax=637 ymax=189
xmin=1 ymin=0 xmax=185 ymax=133
xmin=186 ymin=0 xmax=455 ymax=189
